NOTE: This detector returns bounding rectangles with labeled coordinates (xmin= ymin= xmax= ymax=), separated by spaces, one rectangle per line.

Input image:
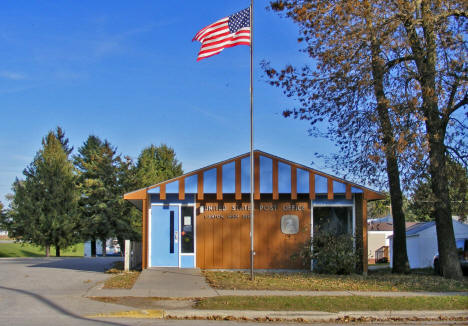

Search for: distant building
xmin=84 ymin=239 xmax=121 ymax=257
xmin=368 ymin=222 xmax=393 ymax=264
xmin=389 ymin=219 xmax=468 ymax=269
xmin=367 ymin=220 xmax=418 ymax=264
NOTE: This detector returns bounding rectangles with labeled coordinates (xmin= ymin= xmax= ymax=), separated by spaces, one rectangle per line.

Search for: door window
xmin=181 ymin=206 xmax=194 ymax=253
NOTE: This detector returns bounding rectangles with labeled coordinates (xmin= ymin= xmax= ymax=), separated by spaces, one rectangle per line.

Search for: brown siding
xmin=196 ymin=194 xmax=310 ymax=269
xmin=291 ymin=167 xmax=297 ymax=200
xmin=309 ymin=172 xmax=315 ymax=200
xmin=327 ymin=178 xmax=333 ymax=200
xmin=235 ymin=159 xmax=242 ymax=200
xmin=142 ymin=197 xmax=148 ymax=269
xmin=254 ymin=154 xmax=260 ymax=200
xmin=355 ymin=194 xmax=365 ymax=274
xmin=362 ymin=198 xmax=368 ymax=274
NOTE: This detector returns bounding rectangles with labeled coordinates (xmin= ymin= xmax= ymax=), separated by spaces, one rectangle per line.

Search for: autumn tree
xmin=135 ymin=144 xmax=183 ymax=188
xmin=265 ymin=0 xmax=424 ymax=273
xmin=390 ymin=0 xmax=467 ymax=279
xmin=5 ymin=131 xmax=80 ymax=256
xmin=266 ymin=0 xmax=466 ymax=278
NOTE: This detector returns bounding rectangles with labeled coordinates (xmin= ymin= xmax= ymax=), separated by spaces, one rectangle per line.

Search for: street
xmin=0 ymin=258 xmax=465 ymax=325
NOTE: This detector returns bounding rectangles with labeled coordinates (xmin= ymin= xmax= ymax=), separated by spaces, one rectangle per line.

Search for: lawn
xmin=0 ymin=242 xmax=84 ymax=257
xmin=196 ymin=295 xmax=468 ymax=312
xmin=102 ymin=261 xmax=141 ymax=289
xmin=103 ymin=272 xmax=140 ymax=289
xmin=203 ymin=269 xmax=468 ymax=292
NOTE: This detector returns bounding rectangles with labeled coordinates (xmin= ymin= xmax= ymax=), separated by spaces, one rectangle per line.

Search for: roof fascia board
xmin=123 ymin=150 xmax=385 ymax=200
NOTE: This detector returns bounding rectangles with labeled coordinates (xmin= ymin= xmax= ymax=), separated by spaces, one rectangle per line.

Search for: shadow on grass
xmin=0 ymin=286 xmax=128 ymax=326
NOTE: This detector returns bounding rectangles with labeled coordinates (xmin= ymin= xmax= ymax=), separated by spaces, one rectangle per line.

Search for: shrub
xmin=292 ymin=231 xmax=358 ymax=274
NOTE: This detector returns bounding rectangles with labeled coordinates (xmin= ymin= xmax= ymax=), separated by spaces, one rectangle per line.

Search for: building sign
xmin=281 ymin=215 xmax=299 ymax=234
xmin=201 ymin=203 xmax=305 ymax=219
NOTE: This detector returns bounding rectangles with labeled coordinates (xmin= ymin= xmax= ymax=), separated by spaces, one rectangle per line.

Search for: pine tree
xmin=409 ymin=159 xmax=468 ymax=222
xmin=136 ymin=144 xmax=183 ymax=188
xmin=75 ymin=136 xmax=139 ymax=256
xmin=7 ymin=131 xmax=79 ymax=256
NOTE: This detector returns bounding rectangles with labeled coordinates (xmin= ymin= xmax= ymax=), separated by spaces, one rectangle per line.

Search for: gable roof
xmin=124 ymin=150 xmax=385 ymax=203
xmin=368 ymin=222 xmax=394 ymax=231
xmin=406 ymin=221 xmax=436 ymax=236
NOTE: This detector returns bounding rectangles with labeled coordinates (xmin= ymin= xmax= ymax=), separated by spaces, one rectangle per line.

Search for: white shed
xmin=389 ymin=219 xmax=468 ymax=269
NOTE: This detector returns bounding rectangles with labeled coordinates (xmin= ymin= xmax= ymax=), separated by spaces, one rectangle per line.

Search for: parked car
xmin=433 ymin=239 xmax=468 ymax=276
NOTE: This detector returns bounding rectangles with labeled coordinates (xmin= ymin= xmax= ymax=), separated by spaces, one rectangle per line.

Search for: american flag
xmin=193 ymin=8 xmax=251 ymax=61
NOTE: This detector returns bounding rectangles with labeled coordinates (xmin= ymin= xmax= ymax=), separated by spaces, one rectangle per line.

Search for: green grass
xmin=204 ymin=269 xmax=468 ymax=292
xmin=196 ymin=295 xmax=468 ymax=312
xmin=0 ymin=242 xmax=84 ymax=257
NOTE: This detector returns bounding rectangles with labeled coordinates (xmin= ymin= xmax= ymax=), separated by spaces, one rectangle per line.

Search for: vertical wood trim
xmin=272 ymin=159 xmax=278 ymax=200
xmin=179 ymin=178 xmax=185 ymax=200
xmin=142 ymin=197 xmax=148 ymax=269
xmin=160 ymin=184 xmax=166 ymax=200
xmin=309 ymin=172 xmax=316 ymax=200
xmin=254 ymin=153 xmax=260 ymax=200
xmin=327 ymin=178 xmax=333 ymax=200
xmin=362 ymin=199 xmax=368 ymax=275
xmin=235 ymin=159 xmax=242 ymax=200
xmin=291 ymin=166 xmax=297 ymax=200
xmin=197 ymin=172 xmax=204 ymax=200
xmin=345 ymin=183 xmax=352 ymax=200
xmin=216 ymin=166 xmax=223 ymax=200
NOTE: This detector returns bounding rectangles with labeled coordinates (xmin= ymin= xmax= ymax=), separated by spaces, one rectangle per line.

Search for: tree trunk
xmin=369 ymin=38 xmax=409 ymax=273
xmin=45 ymin=245 xmax=50 ymax=257
xmin=402 ymin=2 xmax=463 ymax=279
xmin=117 ymin=237 xmax=124 ymax=257
xmin=425 ymin=119 xmax=462 ymax=279
xmin=55 ymin=246 xmax=60 ymax=257
xmin=386 ymin=154 xmax=410 ymax=273
xmin=101 ymin=239 xmax=107 ymax=257
xmin=91 ymin=239 xmax=96 ymax=257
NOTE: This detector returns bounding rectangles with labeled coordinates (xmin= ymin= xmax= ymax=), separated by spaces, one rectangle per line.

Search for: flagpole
xmin=249 ymin=0 xmax=255 ymax=281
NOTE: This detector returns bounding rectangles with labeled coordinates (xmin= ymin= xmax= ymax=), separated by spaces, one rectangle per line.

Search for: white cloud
xmin=0 ymin=71 xmax=27 ymax=80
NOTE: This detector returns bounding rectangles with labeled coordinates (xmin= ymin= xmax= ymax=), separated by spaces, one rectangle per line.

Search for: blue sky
xmin=0 ymin=1 xmax=338 ymax=203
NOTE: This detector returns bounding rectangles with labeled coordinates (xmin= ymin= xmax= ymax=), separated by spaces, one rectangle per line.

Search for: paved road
xmin=0 ymin=258 xmax=465 ymax=326
xmin=0 ymin=257 xmax=129 ymax=325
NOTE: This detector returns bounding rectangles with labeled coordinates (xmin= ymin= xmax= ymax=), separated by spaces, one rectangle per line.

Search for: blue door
xmin=151 ymin=205 xmax=179 ymax=267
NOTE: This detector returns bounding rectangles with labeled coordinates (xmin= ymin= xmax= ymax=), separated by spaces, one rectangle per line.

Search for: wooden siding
xmin=142 ymin=197 xmax=148 ymax=269
xmin=129 ymin=150 xmax=385 ymax=202
xmin=196 ymin=194 xmax=310 ymax=269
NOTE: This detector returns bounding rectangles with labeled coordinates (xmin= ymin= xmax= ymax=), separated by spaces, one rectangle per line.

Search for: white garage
xmin=389 ymin=219 xmax=468 ymax=269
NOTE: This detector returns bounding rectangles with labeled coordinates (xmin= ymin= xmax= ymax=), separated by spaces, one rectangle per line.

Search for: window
xmin=313 ymin=206 xmax=353 ymax=235
xmin=181 ymin=206 xmax=194 ymax=253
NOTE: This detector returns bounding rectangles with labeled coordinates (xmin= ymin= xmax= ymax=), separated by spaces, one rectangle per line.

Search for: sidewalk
xmin=88 ymin=308 xmax=468 ymax=323
xmin=84 ymin=268 xmax=468 ymax=322
xmin=87 ymin=267 xmax=468 ymax=298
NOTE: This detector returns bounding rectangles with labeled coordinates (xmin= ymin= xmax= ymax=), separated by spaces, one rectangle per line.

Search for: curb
xmin=88 ymin=309 xmax=468 ymax=322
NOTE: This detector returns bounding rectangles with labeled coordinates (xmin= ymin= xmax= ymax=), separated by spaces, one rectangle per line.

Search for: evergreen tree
xmin=6 ymin=131 xmax=79 ymax=256
xmin=54 ymin=126 xmax=73 ymax=156
xmin=136 ymin=144 xmax=183 ymax=187
xmin=409 ymin=159 xmax=468 ymax=222
xmin=75 ymin=136 xmax=139 ymax=256
xmin=0 ymin=201 xmax=5 ymax=234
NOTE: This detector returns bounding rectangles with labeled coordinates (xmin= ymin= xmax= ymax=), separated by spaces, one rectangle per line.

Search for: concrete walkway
xmin=83 ymin=267 xmax=468 ymax=322
xmin=87 ymin=268 xmax=218 ymax=298
xmin=87 ymin=267 xmax=468 ymax=299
